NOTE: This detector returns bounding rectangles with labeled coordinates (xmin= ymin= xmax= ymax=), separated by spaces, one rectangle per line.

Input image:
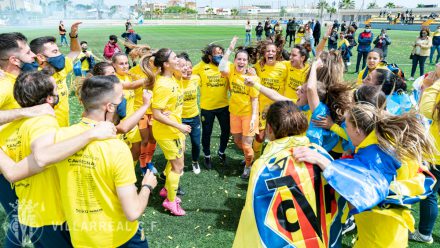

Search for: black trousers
xmin=201 ymin=106 xmax=230 ymax=156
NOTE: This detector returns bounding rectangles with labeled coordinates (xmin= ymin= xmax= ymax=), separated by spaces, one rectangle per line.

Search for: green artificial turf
xmin=0 ymin=24 xmax=438 ymax=247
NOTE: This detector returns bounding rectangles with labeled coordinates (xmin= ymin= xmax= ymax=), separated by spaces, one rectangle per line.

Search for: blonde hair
xmin=138 ymin=54 xmax=157 ymax=90
xmin=128 ymin=44 xmax=151 ymax=61
xmin=348 ymin=103 xmax=437 ymax=165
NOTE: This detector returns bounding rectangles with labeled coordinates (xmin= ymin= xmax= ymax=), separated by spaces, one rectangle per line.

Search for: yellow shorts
xmin=119 ymin=126 xmax=142 ymax=148
xmin=157 ymin=136 xmax=185 ymax=160
xmin=230 ymin=114 xmax=258 ymax=137
xmin=138 ymin=114 xmax=153 ymax=129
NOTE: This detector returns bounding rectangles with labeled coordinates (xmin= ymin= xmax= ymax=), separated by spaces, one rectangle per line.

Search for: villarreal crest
xmin=252 ymin=150 xmax=345 ymax=248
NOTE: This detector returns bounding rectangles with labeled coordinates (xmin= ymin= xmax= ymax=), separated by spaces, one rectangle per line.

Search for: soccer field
xmin=0 ymin=24 xmax=438 ymax=247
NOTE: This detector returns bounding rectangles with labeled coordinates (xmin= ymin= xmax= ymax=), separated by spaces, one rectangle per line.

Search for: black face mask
xmin=52 ymin=94 xmax=60 ymax=107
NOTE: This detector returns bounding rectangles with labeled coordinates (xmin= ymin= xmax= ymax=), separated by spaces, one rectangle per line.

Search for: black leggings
xmin=411 ymin=54 xmax=428 ymax=77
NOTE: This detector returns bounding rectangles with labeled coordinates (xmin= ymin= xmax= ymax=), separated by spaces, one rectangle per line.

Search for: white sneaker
xmin=408 ymin=77 xmax=415 ymax=81
xmin=192 ymin=162 xmax=201 ymax=174
xmin=346 ymin=62 xmax=351 ymax=66
xmin=409 ymin=229 xmax=433 ymax=244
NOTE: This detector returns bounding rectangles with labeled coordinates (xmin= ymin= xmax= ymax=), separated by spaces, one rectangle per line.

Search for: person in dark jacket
xmin=355 ymin=24 xmax=374 ymax=73
xmin=121 ymin=28 xmax=141 ymax=55
xmin=373 ymin=29 xmax=391 ymax=60
xmin=285 ymin=19 xmax=295 ymax=47
xmin=255 ymin=22 xmax=264 ymax=41
xmin=313 ymin=20 xmax=321 ymax=46
xmin=327 ymin=27 xmax=338 ymax=50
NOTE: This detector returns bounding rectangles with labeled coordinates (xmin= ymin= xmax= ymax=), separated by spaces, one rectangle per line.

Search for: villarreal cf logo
xmin=252 ymin=153 xmax=340 ymax=248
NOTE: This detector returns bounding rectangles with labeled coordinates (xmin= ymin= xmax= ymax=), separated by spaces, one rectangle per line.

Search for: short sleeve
xmin=0 ymin=89 xmax=10 ymax=109
xmin=64 ymin=57 xmax=73 ymax=74
xmin=112 ymin=141 xmax=137 ymax=187
xmin=192 ymin=62 xmax=203 ymax=76
xmin=249 ymin=76 xmax=260 ymax=98
xmin=152 ymin=84 xmax=172 ymax=110
xmin=28 ymin=116 xmax=59 ymax=145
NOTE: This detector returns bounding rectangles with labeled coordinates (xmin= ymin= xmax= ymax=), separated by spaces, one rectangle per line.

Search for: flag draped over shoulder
xmin=233 ymin=136 xmax=346 ymax=248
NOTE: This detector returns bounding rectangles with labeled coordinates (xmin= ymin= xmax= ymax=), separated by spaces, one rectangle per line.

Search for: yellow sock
xmin=164 ymin=161 xmax=172 ymax=177
xmin=165 ymin=170 xmax=180 ymax=202
xmin=253 ymin=140 xmax=262 ymax=160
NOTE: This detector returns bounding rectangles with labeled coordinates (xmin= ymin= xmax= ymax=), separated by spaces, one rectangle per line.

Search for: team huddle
xmin=0 ymin=20 xmax=440 ymax=248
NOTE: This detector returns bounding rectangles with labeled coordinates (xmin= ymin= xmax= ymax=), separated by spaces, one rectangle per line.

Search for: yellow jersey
xmin=0 ymin=119 xmax=25 ymax=166
xmin=228 ymin=66 xmax=260 ymax=116
xmin=0 ymin=71 xmax=20 ymax=110
xmin=152 ymin=75 xmax=184 ymax=140
xmin=51 ymin=57 xmax=73 ymax=127
xmin=420 ymin=80 xmax=440 ymax=164
xmin=283 ymin=61 xmax=310 ymax=101
xmin=116 ymin=73 xmax=136 ymax=118
xmin=77 ymin=51 xmax=96 ymax=71
xmin=54 ymin=117 xmax=138 ymax=248
xmin=192 ymin=61 xmax=229 ymax=110
xmin=182 ymin=75 xmax=200 ymax=119
xmin=255 ymin=61 xmax=287 ymax=125
xmin=128 ymin=65 xmax=146 ymax=112
xmin=14 ymin=115 xmax=64 ymax=227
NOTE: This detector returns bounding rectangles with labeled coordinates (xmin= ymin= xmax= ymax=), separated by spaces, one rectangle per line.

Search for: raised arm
xmin=306 ymin=59 xmax=322 ymax=112
xmin=316 ymin=26 xmax=332 ymax=57
xmin=219 ymin=36 xmax=238 ymax=78
xmin=67 ymin=22 xmax=82 ymax=60
xmin=244 ymin=77 xmax=291 ymax=102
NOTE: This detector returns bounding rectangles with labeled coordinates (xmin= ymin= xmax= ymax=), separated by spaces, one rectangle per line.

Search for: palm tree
xmin=327 ymin=6 xmax=337 ymax=20
xmin=206 ymin=7 xmax=214 ymax=16
xmin=317 ymin=0 xmax=329 ymax=19
xmin=231 ymin=8 xmax=239 ymax=17
xmin=384 ymin=2 xmax=396 ymax=9
xmin=367 ymin=2 xmax=379 ymax=9
xmin=153 ymin=8 xmax=163 ymax=18
xmin=341 ymin=0 xmax=355 ymax=9
xmin=92 ymin=0 xmax=104 ymax=19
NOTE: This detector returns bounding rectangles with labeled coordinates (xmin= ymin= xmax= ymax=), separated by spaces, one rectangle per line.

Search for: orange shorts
xmin=138 ymin=114 xmax=153 ymax=129
xmin=230 ymin=114 xmax=258 ymax=137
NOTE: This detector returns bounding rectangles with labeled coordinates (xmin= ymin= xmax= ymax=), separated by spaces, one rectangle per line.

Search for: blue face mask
xmin=46 ymin=54 xmax=66 ymax=72
xmin=116 ymin=97 xmax=127 ymax=119
xmin=212 ymin=55 xmax=223 ymax=66
xmin=21 ymin=61 xmax=39 ymax=72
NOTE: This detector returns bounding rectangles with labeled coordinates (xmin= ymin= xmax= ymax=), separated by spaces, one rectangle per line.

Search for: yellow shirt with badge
xmin=51 ymin=56 xmax=73 ymax=127
xmin=14 ymin=115 xmax=64 ymax=227
xmin=228 ymin=65 xmax=260 ymax=116
xmin=54 ymin=117 xmax=138 ymax=248
xmin=182 ymin=75 xmax=200 ymax=119
xmin=152 ymin=75 xmax=184 ymax=140
xmin=254 ymin=61 xmax=287 ymax=129
xmin=283 ymin=61 xmax=310 ymax=101
xmin=77 ymin=51 xmax=96 ymax=71
xmin=192 ymin=61 xmax=229 ymax=110
xmin=0 ymin=71 xmax=21 ymax=110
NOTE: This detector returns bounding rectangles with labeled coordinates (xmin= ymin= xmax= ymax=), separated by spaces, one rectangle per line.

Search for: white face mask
xmin=365 ymin=29 xmax=371 ymax=32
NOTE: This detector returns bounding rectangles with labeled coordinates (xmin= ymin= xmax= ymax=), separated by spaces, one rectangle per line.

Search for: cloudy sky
xmin=77 ymin=0 xmax=439 ymax=9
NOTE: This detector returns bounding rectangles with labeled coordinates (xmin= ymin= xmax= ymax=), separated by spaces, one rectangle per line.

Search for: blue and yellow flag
xmin=233 ymin=136 xmax=346 ymax=248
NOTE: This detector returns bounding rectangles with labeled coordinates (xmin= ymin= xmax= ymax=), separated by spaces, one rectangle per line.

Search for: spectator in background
xmin=373 ymin=28 xmax=391 ymax=60
xmin=313 ymin=20 xmax=321 ymax=46
xmin=341 ymin=21 xmax=347 ymax=32
xmin=78 ymin=41 xmax=97 ymax=76
xmin=264 ymin=18 xmax=273 ymax=41
xmin=332 ymin=20 xmax=340 ymax=31
xmin=125 ymin=19 xmax=132 ymax=30
xmin=338 ymin=32 xmax=351 ymax=72
xmin=350 ymin=21 xmax=358 ymax=31
xmin=355 ymin=24 xmax=374 ymax=73
xmin=346 ymin=26 xmax=357 ymax=65
xmin=103 ymin=35 xmax=121 ymax=61
xmin=327 ymin=26 xmax=339 ymax=50
xmin=121 ymin=28 xmax=141 ymax=56
xmin=304 ymin=23 xmax=315 ymax=56
xmin=245 ymin=20 xmax=252 ymax=46
xmin=285 ymin=19 xmax=294 ymax=47
xmin=430 ymin=25 xmax=440 ymax=64
xmin=59 ymin=20 xmax=68 ymax=47
xmin=274 ymin=21 xmax=283 ymax=36
xmin=409 ymin=29 xmax=432 ymax=80
xmin=255 ymin=22 xmax=263 ymax=41
xmin=310 ymin=19 xmax=315 ymax=31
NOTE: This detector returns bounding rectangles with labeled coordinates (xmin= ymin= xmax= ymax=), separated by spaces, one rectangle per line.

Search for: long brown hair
xmin=139 ymin=54 xmax=157 ymax=90
xmin=348 ymin=103 xmax=437 ymax=164
xmin=267 ymin=101 xmax=309 ymax=139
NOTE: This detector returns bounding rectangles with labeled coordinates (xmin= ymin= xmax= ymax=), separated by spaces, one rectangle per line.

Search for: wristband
xmin=69 ymin=33 xmax=78 ymax=39
xmin=254 ymin=83 xmax=261 ymax=91
xmin=142 ymin=184 xmax=154 ymax=192
xmin=225 ymin=48 xmax=232 ymax=56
